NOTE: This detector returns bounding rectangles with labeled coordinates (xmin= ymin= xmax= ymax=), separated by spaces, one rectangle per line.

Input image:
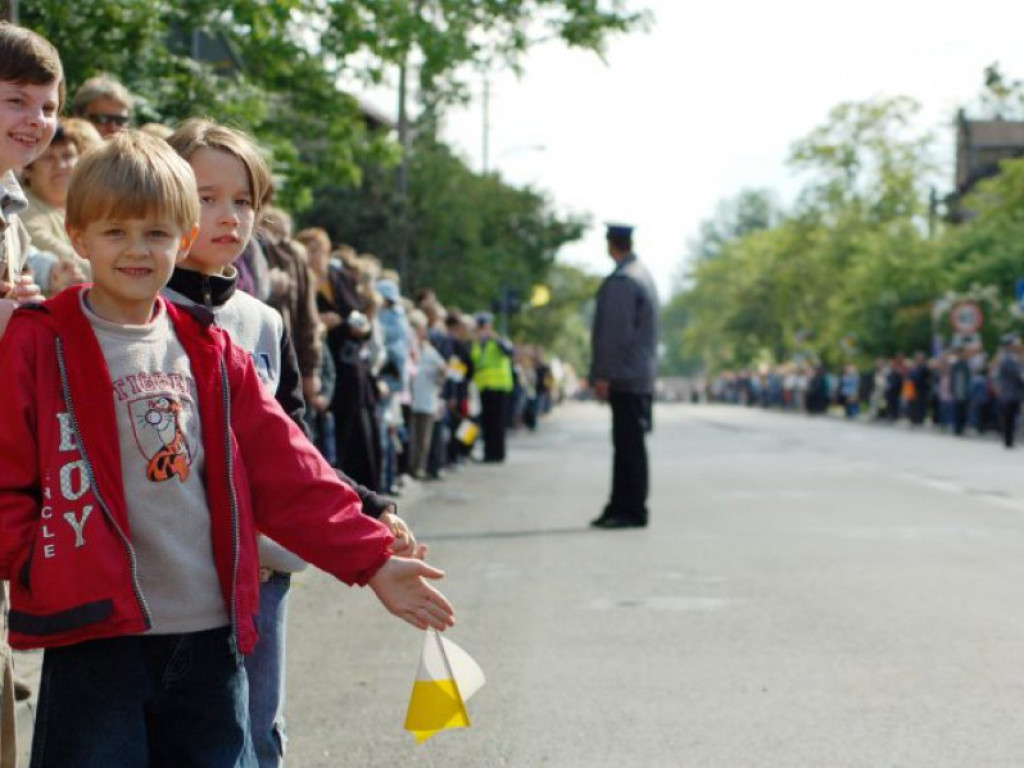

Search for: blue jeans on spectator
xmin=969 ymin=380 xmax=988 ymax=431
xmin=244 ymin=572 xmax=292 ymax=768
xmin=30 ymin=627 xmax=253 ymax=768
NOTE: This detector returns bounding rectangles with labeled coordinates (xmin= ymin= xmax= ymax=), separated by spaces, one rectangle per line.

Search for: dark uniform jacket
xmin=590 ymin=254 xmax=659 ymax=394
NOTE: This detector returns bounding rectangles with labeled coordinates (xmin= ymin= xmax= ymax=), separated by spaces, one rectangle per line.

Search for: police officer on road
xmin=590 ymin=223 xmax=659 ymax=529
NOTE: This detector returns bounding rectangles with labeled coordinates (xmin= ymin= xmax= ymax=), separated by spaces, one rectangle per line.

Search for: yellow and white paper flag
xmin=454 ymin=419 xmax=479 ymax=447
xmin=404 ymin=629 xmax=485 ymax=743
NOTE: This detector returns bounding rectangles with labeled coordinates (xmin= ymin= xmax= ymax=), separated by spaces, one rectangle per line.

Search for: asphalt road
xmin=16 ymin=401 xmax=1024 ymax=766
xmin=285 ymin=402 xmax=1024 ymax=767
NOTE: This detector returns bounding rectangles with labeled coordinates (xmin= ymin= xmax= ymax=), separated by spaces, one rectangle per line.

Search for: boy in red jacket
xmin=0 ymin=131 xmax=454 ymax=767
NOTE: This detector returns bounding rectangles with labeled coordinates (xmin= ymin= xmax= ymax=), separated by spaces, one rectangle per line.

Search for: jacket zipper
xmin=202 ymin=275 xmax=213 ymax=307
xmin=220 ymin=359 xmax=241 ymax=657
xmin=55 ymin=337 xmax=153 ymax=629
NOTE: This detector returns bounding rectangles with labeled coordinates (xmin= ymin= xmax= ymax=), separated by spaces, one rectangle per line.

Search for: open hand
xmin=368 ymin=556 xmax=454 ymax=631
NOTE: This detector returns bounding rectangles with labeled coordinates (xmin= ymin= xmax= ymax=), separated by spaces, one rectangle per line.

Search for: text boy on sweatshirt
xmin=0 ymin=131 xmax=454 ymax=767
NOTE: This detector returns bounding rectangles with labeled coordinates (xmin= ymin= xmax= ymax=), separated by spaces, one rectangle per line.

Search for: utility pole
xmin=394 ymin=0 xmax=425 ymax=290
xmin=2 ymin=0 xmax=17 ymax=22
xmin=482 ymin=76 xmax=490 ymax=174
xmin=396 ymin=57 xmax=411 ymax=288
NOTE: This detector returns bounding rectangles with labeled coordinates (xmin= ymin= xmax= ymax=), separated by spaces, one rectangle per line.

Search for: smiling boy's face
xmin=0 ymin=80 xmax=59 ymax=176
xmin=69 ymin=214 xmax=196 ymax=325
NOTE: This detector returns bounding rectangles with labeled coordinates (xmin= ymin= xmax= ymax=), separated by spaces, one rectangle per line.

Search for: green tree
xmin=321 ymin=1 xmax=651 ymax=109
xmin=24 ymin=1 xmax=649 ymax=209
xmin=789 ymin=96 xmax=937 ymax=224
xmin=686 ymin=188 xmax=781 ymax=263
xmin=974 ymin=62 xmax=1024 ymax=120
xmin=668 ymin=96 xmax=942 ymax=372
xmin=301 ymin=131 xmax=587 ymax=310
xmin=946 ymin=157 xmax=1024 ymax=300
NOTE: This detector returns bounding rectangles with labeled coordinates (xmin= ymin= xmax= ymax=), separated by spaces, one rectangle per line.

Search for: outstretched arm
xmin=368 ymin=557 xmax=455 ymax=631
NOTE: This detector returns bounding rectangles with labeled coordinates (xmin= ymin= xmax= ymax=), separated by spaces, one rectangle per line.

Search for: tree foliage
xmin=301 ymin=131 xmax=587 ymax=312
xmin=21 ymin=1 xmax=645 ymax=359
xmin=23 ymin=0 xmax=647 ymax=208
xmin=669 ymin=95 xmax=952 ymax=372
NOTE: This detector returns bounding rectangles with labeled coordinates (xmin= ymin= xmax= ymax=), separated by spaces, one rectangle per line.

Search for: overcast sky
xmin=422 ymin=0 xmax=1024 ymax=300
xmin=354 ymin=1 xmax=1024 ymax=300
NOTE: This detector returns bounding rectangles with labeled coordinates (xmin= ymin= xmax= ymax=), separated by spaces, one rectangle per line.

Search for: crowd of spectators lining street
xmin=702 ymin=337 xmax=1024 ymax=449
xmin=11 ymin=74 xmax=577 ymax=493
xmin=0 ymin=66 xmax=580 ymax=768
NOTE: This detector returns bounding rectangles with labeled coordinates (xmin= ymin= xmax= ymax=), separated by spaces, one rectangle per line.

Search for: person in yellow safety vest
xmin=471 ymin=311 xmax=514 ymax=463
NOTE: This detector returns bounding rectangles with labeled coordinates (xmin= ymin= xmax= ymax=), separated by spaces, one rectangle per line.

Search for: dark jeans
xmin=1002 ymin=400 xmax=1021 ymax=448
xmin=480 ymin=390 xmax=509 ymax=462
xmin=952 ymin=399 xmax=968 ymax=436
xmin=31 ymin=627 xmax=254 ymax=768
xmin=608 ymin=391 xmax=651 ymax=524
xmin=426 ymin=416 xmax=446 ymax=476
xmin=909 ymin=397 xmax=928 ymax=425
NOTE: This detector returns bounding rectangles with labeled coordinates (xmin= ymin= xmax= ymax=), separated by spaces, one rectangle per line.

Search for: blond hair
xmin=168 ymin=117 xmax=274 ymax=211
xmin=333 ymin=244 xmax=358 ymax=269
xmin=139 ymin=122 xmax=173 ymax=140
xmin=296 ymin=227 xmax=331 ymax=252
xmin=66 ymin=130 xmax=200 ymax=232
xmin=258 ymin=205 xmax=291 ymax=240
xmin=408 ymin=308 xmax=428 ymax=332
xmin=59 ymin=117 xmax=103 ymax=155
xmin=71 ymin=74 xmax=133 ymax=115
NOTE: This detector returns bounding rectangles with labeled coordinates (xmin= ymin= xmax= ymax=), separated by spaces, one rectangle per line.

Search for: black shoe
xmin=590 ymin=507 xmax=616 ymax=527
xmin=593 ymin=515 xmax=645 ymax=529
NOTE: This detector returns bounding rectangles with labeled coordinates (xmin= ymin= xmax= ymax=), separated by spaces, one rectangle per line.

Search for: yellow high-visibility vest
xmin=471 ymin=338 xmax=513 ymax=392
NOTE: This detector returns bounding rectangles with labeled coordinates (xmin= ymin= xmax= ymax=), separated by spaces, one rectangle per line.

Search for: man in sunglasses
xmin=71 ymin=74 xmax=132 ymax=139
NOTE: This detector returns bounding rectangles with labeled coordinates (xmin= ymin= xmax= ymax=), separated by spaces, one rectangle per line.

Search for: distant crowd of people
xmin=704 ymin=335 xmax=1024 ymax=449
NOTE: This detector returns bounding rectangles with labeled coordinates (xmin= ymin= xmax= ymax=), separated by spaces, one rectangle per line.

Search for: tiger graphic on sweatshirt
xmin=131 ymin=395 xmax=192 ymax=482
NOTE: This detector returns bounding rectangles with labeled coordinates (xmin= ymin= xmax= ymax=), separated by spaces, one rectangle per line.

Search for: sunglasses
xmin=87 ymin=113 xmax=130 ymax=127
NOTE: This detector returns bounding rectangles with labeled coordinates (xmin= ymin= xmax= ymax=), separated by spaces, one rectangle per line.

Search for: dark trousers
xmin=427 ymin=417 xmax=446 ymax=476
xmin=909 ymin=396 xmax=928 ymax=425
xmin=608 ymin=392 xmax=651 ymax=524
xmin=952 ymin=399 xmax=968 ymax=436
xmin=480 ymin=390 xmax=509 ymax=462
xmin=30 ymin=627 xmax=253 ymax=768
xmin=1001 ymin=400 xmax=1021 ymax=448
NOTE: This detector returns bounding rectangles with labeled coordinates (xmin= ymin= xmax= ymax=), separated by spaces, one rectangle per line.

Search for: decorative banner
xmin=405 ymin=630 xmax=486 ymax=743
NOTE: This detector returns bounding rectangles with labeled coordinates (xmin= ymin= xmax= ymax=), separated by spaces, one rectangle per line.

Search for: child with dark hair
xmin=0 ymin=21 xmax=63 ymax=767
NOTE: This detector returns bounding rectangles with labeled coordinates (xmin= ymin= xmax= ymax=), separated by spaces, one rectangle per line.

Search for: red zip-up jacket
xmin=0 ymin=286 xmax=393 ymax=653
